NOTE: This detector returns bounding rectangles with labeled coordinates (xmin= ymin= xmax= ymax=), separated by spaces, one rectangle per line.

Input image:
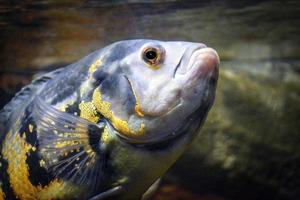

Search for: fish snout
xmin=191 ymin=47 xmax=220 ymax=78
xmin=176 ymin=47 xmax=219 ymax=86
xmin=188 ymin=47 xmax=219 ymax=79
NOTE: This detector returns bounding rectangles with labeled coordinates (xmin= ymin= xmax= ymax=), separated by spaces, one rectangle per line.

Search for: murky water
xmin=0 ymin=1 xmax=299 ymax=200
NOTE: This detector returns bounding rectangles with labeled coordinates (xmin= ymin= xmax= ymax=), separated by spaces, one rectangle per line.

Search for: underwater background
xmin=0 ymin=0 xmax=299 ymax=200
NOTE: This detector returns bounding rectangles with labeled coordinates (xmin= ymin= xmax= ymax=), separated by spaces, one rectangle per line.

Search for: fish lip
xmin=188 ymin=47 xmax=220 ymax=75
xmin=173 ymin=44 xmax=207 ymax=78
xmin=174 ymin=45 xmax=219 ymax=79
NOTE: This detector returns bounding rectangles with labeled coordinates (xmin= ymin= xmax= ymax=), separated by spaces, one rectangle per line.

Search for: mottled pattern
xmin=0 ymin=39 xmax=218 ymax=200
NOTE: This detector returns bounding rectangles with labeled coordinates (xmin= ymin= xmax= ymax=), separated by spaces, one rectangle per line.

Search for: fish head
xmin=92 ymin=39 xmax=219 ymax=144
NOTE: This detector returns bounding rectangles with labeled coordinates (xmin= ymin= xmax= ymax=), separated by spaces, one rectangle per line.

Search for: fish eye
xmin=142 ymin=46 xmax=165 ymax=68
xmin=145 ymin=50 xmax=157 ymax=60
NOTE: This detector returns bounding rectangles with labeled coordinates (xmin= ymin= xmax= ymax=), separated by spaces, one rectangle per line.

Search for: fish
xmin=0 ymin=39 xmax=219 ymax=200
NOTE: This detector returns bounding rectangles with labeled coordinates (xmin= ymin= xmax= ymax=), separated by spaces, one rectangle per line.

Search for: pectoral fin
xmin=142 ymin=178 xmax=161 ymax=200
xmin=89 ymin=186 xmax=123 ymax=200
xmin=31 ymin=96 xmax=107 ymax=194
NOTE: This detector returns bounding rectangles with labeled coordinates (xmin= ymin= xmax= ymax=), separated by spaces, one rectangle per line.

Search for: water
xmin=0 ymin=1 xmax=299 ymax=200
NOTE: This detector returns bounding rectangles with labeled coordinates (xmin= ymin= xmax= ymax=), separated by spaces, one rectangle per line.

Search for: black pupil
xmin=145 ymin=50 xmax=157 ymax=60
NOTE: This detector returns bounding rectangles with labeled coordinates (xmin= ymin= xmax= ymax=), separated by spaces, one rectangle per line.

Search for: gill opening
xmin=123 ymin=75 xmax=145 ymax=117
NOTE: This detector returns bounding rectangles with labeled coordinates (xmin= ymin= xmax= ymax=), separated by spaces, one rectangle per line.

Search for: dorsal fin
xmin=0 ymin=68 xmax=64 ymax=139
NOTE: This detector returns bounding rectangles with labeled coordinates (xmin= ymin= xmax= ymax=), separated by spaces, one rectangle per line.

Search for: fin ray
xmin=32 ymin=96 xmax=106 ymax=194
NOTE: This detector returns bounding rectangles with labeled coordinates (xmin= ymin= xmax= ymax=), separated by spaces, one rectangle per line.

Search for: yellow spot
xmin=79 ymin=101 xmax=99 ymax=123
xmin=29 ymin=124 xmax=33 ymax=133
xmin=0 ymin=184 xmax=5 ymax=200
xmin=89 ymin=64 xmax=96 ymax=74
xmin=54 ymin=140 xmax=82 ymax=149
xmin=101 ymin=126 xmax=110 ymax=144
xmin=80 ymin=59 xmax=103 ymax=98
xmin=95 ymin=59 xmax=102 ymax=66
xmin=79 ymin=82 xmax=91 ymax=98
xmin=148 ymin=64 xmax=161 ymax=70
xmin=51 ymin=131 xmax=96 ymax=162
xmin=31 ymin=146 xmax=36 ymax=152
xmin=37 ymin=180 xmax=66 ymax=200
xmin=89 ymin=59 xmax=103 ymax=74
xmin=39 ymin=160 xmax=45 ymax=167
xmin=92 ymin=89 xmax=145 ymax=138
xmin=2 ymin=132 xmax=67 ymax=200
xmin=57 ymin=104 xmax=68 ymax=112
xmin=135 ymin=104 xmax=144 ymax=117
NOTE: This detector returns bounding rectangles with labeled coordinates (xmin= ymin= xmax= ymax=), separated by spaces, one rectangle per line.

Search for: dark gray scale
xmin=38 ymin=54 xmax=95 ymax=106
xmin=65 ymin=101 xmax=82 ymax=117
xmin=92 ymin=71 xmax=110 ymax=88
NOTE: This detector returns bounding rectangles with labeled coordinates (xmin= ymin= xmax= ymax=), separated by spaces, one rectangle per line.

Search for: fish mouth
xmin=175 ymin=46 xmax=219 ymax=81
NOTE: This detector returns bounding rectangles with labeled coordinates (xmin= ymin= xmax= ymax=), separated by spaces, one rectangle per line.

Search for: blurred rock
xmin=153 ymin=184 xmax=224 ymax=200
xmin=0 ymin=72 xmax=32 ymax=108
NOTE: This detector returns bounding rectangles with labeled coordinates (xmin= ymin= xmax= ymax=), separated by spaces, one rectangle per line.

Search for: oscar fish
xmin=0 ymin=39 xmax=219 ymax=200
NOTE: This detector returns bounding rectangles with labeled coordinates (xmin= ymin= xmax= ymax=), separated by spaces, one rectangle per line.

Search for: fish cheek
xmin=99 ymin=73 xmax=136 ymax=119
xmin=92 ymin=74 xmax=146 ymax=138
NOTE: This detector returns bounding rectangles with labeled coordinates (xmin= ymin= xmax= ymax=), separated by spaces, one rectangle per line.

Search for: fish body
xmin=0 ymin=39 xmax=219 ymax=200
